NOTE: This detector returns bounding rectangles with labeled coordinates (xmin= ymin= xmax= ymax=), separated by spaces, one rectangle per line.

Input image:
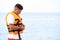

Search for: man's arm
xmin=8 ymin=23 xmax=25 ymax=31
xmin=8 ymin=24 xmax=20 ymax=30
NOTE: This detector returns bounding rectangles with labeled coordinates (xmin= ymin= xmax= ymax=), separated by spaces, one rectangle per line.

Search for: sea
xmin=0 ymin=12 xmax=60 ymax=40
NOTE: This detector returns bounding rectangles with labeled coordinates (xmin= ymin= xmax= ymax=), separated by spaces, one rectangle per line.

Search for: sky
xmin=0 ymin=0 xmax=60 ymax=13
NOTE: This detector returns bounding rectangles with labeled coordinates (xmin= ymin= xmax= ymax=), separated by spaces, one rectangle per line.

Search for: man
xmin=6 ymin=3 xmax=25 ymax=40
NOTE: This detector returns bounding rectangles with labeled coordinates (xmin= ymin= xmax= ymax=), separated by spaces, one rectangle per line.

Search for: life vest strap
xmin=9 ymin=30 xmax=21 ymax=32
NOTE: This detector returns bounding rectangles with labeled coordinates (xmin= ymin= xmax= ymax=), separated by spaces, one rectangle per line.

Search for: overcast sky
xmin=0 ymin=0 xmax=60 ymax=13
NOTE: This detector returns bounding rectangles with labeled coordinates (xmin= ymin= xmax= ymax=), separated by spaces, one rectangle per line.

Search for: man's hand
xmin=18 ymin=23 xmax=25 ymax=31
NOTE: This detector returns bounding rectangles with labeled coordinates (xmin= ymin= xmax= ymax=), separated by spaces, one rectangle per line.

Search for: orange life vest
xmin=6 ymin=12 xmax=23 ymax=34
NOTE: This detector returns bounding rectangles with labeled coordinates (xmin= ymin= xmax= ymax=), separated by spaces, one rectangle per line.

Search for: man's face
xmin=14 ymin=7 xmax=22 ymax=14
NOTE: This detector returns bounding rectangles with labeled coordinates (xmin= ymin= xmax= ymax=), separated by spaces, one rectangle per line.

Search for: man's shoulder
xmin=7 ymin=11 xmax=13 ymax=16
xmin=8 ymin=11 xmax=13 ymax=14
xmin=6 ymin=12 xmax=14 ymax=18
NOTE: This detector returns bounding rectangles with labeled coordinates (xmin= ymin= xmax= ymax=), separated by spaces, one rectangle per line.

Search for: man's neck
xmin=13 ymin=11 xmax=19 ymax=16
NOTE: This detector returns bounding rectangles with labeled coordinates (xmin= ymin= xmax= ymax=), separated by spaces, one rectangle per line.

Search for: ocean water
xmin=0 ymin=12 xmax=60 ymax=40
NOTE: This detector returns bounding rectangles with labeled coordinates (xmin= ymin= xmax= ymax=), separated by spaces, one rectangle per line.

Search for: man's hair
xmin=15 ymin=3 xmax=23 ymax=10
